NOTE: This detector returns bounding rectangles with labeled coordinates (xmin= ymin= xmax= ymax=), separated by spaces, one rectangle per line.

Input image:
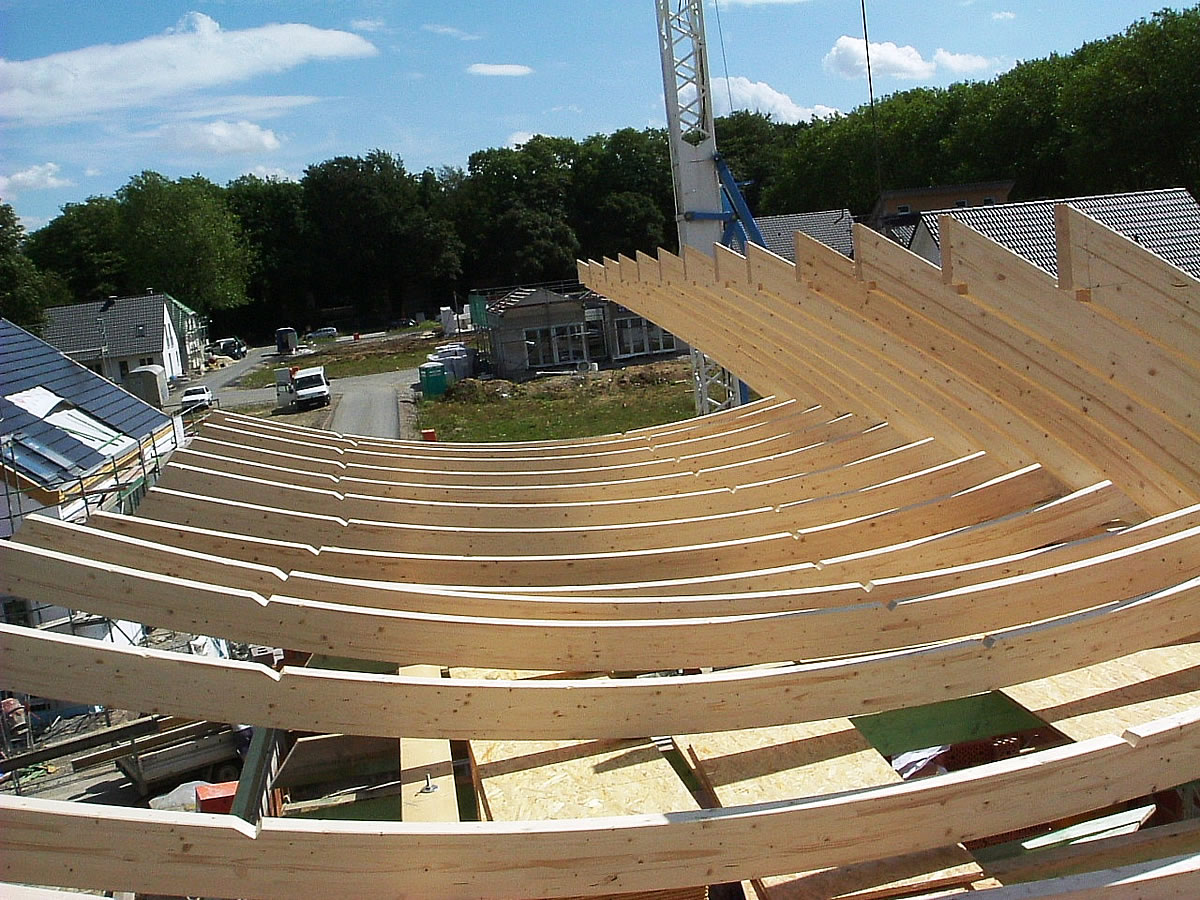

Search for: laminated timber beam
xmin=579 ymin=210 xmax=1200 ymax=516
xmin=86 ymin=477 xmax=1139 ymax=595
xmin=150 ymin=448 xmax=1011 ymax=538
xmin=1 ymin=708 xmax=1198 ymax=899
xmin=16 ymin=502 xmax=1194 ymax=625
xmin=3 ymin=517 xmax=1197 ymax=671
xmin=3 ymin=574 xmax=1199 ymax=739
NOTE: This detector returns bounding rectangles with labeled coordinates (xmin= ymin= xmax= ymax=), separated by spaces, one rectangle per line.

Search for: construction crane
xmin=656 ymin=0 xmax=765 ymax=413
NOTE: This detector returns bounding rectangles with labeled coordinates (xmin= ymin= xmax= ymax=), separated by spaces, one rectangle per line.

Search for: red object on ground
xmin=195 ymin=781 xmax=238 ymax=814
xmin=421 ymin=429 xmax=437 ymax=441
xmin=354 ymin=332 xmax=360 ymax=341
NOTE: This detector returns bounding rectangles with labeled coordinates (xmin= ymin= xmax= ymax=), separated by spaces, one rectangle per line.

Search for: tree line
xmin=2 ymin=6 xmax=1194 ymax=340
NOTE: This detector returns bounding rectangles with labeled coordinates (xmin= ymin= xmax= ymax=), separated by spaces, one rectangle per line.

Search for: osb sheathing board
xmin=472 ymin=738 xmax=699 ymax=821
xmin=1003 ymin=644 xmax=1200 ymax=741
xmin=455 ymin=667 xmax=699 ymax=822
xmin=675 ymin=721 xmax=983 ymax=900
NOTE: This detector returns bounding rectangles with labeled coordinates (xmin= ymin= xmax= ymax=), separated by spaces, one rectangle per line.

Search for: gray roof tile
xmin=42 ymin=293 xmax=171 ymax=360
xmin=918 ymin=188 xmax=1200 ymax=278
xmin=755 ymin=210 xmax=855 ymax=260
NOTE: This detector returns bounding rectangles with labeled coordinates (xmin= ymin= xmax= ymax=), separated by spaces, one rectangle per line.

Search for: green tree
xmin=24 ymin=196 xmax=129 ymax=302
xmin=224 ymin=174 xmax=312 ymax=334
xmin=0 ymin=203 xmax=70 ymax=332
xmin=1062 ymin=7 xmax=1200 ymax=196
xmin=117 ymin=171 xmax=252 ymax=314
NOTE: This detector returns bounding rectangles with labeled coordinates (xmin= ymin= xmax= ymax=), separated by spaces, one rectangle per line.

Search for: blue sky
xmin=1 ymin=0 xmax=1168 ymax=230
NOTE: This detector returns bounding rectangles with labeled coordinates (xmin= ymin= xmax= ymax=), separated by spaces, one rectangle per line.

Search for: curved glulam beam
xmin=580 ymin=213 xmax=1200 ymax=516
xmin=2 ymin=708 xmax=1197 ymax=898
xmin=17 ymin=503 xmax=1196 ymax=622
xmin=5 ymin=518 xmax=1199 ymax=670
xmin=3 ymin=576 xmax=1198 ymax=739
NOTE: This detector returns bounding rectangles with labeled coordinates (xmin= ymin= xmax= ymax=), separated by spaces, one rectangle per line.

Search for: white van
xmin=276 ymin=365 xmax=331 ymax=410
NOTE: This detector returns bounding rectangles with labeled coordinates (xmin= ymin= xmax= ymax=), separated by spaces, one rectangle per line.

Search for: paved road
xmin=179 ymin=343 xmax=420 ymax=440
xmin=328 ymin=369 xmax=419 ymax=439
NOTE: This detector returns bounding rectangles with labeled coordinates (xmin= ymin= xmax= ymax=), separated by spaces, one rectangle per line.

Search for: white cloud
xmin=713 ymin=76 xmax=838 ymax=123
xmin=350 ymin=18 xmax=387 ymax=33
xmin=423 ymin=24 xmax=481 ymax=41
xmin=992 ymin=11 xmax=1016 ymax=21
xmin=0 ymin=12 xmax=377 ymax=123
xmin=507 ymin=130 xmax=539 ymax=148
xmin=0 ymin=162 xmax=73 ymax=195
xmin=468 ymin=63 xmax=533 ymax=77
xmin=823 ymin=35 xmax=1002 ymax=81
xmin=172 ymin=95 xmax=322 ymax=121
xmin=157 ymin=120 xmax=282 ymax=154
xmin=245 ymin=165 xmax=300 ymax=182
xmin=933 ymin=48 xmax=997 ymax=74
xmin=823 ymin=35 xmax=936 ymax=80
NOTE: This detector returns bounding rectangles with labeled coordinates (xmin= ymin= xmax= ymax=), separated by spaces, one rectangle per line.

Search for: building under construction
xmin=2 ymin=202 xmax=1199 ymax=897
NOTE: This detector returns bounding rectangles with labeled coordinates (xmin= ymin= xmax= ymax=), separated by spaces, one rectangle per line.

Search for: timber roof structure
xmin=2 ymin=202 xmax=1200 ymax=899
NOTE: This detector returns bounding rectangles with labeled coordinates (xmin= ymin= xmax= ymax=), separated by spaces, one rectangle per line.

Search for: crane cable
xmin=712 ymin=0 xmax=735 ymax=115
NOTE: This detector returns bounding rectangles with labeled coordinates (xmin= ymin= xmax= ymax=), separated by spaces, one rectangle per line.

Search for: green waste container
xmin=419 ymin=361 xmax=447 ymax=398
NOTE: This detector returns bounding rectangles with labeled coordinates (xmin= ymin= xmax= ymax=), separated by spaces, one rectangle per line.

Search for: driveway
xmin=179 ymin=344 xmax=420 ymax=439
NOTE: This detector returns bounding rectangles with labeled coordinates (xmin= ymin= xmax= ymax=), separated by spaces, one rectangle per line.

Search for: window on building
xmin=615 ymin=317 xmax=676 ymax=359
xmin=139 ymin=357 xmax=153 ymax=367
xmin=955 ymin=200 xmax=968 ymax=208
xmin=896 ymin=204 xmax=911 ymax=214
xmin=983 ymin=197 xmax=996 ymax=205
xmin=118 ymin=360 xmax=129 ymax=377
xmin=525 ymin=324 xmax=585 ymax=368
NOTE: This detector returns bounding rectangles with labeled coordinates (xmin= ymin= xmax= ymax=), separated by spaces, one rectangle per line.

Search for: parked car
xmin=179 ymin=385 xmax=214 ymax=412
xmin=306 ymin=327 xmax=338 ymax=340
xmin=215 ymin=337 xmax=247 ymax=359
xmin=391 ymin=318 xmax=417 ymax=329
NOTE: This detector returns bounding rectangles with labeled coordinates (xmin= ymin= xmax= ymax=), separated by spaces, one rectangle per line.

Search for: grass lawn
xmin=236 ymin=339 xmax=435 ymax=389
xmin=417 ymin=359 xmax=697 ymax=442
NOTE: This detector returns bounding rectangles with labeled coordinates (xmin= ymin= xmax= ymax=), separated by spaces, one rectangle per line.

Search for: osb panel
xmin=472 ymin=738 xmax=699 ymax=821
xmin=1003 ymin=643 xmax=1200 ymax=741
xmin=678 ymin=718 xmax=900 ymax=807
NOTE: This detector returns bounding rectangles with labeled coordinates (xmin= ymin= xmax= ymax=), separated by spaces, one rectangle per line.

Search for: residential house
xmin=868 ymin=180 xmax=1016 ymax=244
xmin=0 ymin=318 xmax=181 ymax=645
xmin=41 ymin=292 xmax=207 ymax=384
xmin=906 ymin=187 xmax=1200 ymax=278
xmin=755 ymin=209 xmax=855 ymax=260
xmin=484 ymin=287 xmax=686 ymax=380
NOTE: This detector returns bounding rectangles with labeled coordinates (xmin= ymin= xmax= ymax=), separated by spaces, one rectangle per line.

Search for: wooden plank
xmin=399 ymin=664 xmax=458 ymax=822
xmin=9 ymin=515 xmax=1196 ymax=672
xmin=1054 ymin=206 xmax=1200 ymax=361
xmin=1 ymin=708 xmax=1197 ymax=898
xmin=273 ymin=734 xmax=400 ymax=789
xmin=3 ymin=576 xmax=1199 ymax=740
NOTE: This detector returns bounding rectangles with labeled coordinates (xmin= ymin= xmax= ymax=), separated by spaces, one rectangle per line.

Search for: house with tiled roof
xmin=40 ymin=292 xmax=207 ymax=385
xmin=908 ymin=188 xmax=1200 ymax=278
xmin=0 ymin=318 xmax=179 ymax=540
xmin=755 ymin=209 xmax=855 ymax=260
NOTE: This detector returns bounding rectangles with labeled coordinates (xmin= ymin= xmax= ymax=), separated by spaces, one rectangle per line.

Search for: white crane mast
xmin=656 ymin=0 xmax=746 ymax=412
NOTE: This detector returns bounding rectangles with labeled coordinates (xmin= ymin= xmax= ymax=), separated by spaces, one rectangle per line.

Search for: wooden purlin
xmin=2 ymin=708 xmax=1199 ymax=898
xmin=579 ymin=211 xmax=1200 ymax=514
xmin=85 ymin=475 xmax=1136 ymax=595
xmin=1054 ymin=206 xmax=1200 ymax=359
xmin=6 ymin=514 xmax=1200 ymax=671
xmin=3 ymin=572 xmax=1200 ymax=740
